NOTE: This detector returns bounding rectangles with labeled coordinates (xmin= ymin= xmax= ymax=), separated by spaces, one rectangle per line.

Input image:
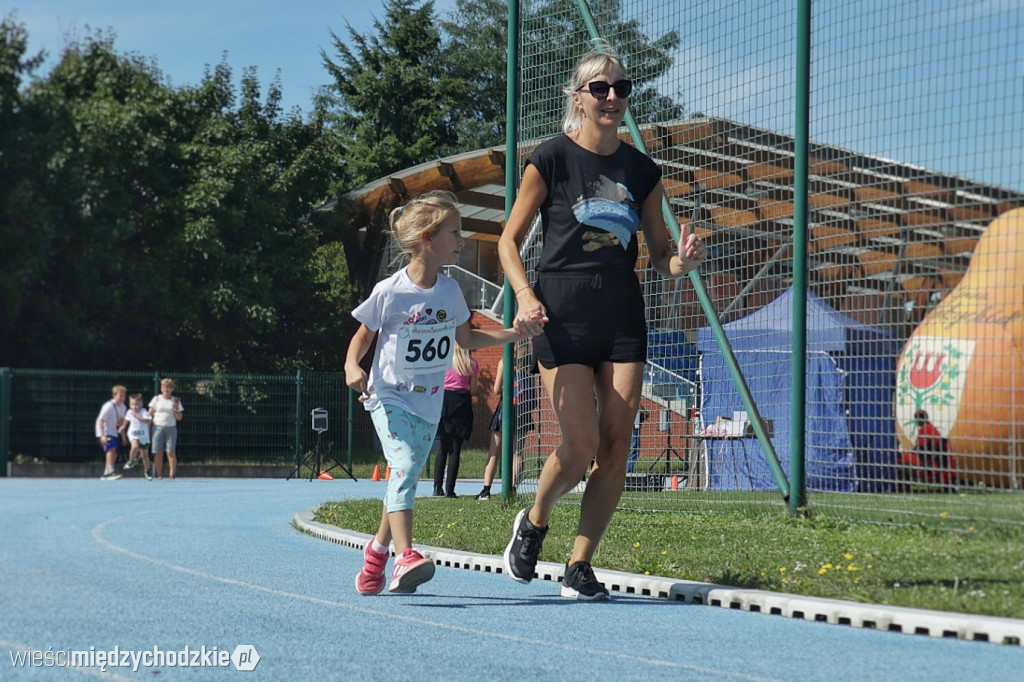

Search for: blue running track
xmin=1 ymin=478 xmax=1020 ymax=680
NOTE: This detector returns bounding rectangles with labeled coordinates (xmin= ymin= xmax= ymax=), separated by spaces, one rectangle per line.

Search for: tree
xmin=441 ymin=0 xmax=684 ymax=146
xmin=519 ymin=0 xmax=684 ymax=135
xmin=0 ymin=23 xmax=349 ymax=371
xmin=440 ymin=0 xmax=510 ymax=151
xmin=0 ymin=15 xmax=48 ymax=337
xmin=321 ymin=0 xmax=461 ymax=186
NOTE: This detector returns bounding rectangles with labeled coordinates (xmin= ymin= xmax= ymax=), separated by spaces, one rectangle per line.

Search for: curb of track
xmin=294 ymin=507 xmax=1024 ymax=648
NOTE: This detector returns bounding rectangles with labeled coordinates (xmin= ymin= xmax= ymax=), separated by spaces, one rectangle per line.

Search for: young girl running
xmin=345 ymin=190 xmax=544 ymax=595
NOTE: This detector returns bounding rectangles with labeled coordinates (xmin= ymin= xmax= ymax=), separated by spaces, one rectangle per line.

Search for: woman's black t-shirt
xmin=527 ymin=134 xmax=662 ymax=273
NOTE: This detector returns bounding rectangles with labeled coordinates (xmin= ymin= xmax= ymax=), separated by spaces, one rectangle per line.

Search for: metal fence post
xmin=789 ymin=0 xmax=812 ymax=516
xmin=0 ymin=368 xmax=11 ymax=477
xmin=294 ymin=369 xmax=303 ymax=475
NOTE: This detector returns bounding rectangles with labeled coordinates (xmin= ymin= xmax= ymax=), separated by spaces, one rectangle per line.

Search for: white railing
xmin=441 ymin=265 xmax=503 ymax=312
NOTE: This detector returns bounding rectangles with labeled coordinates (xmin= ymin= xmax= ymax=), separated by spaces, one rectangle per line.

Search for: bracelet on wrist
xmin=514 ymin=284 xmax=531 ymax=296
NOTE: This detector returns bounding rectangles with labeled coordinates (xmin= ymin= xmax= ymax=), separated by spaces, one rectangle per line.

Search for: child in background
xmin=345 ymin=190 xmax=544 ymax=596
xmin=120 ymin=393 xmax=154 ymax=480
xmin=432 ymin=342 xmax=479 ymax=498
xmin=96 ymin=385 xmax=127 ymax=481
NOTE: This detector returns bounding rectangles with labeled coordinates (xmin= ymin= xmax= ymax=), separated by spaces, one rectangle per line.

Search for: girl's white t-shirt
xmin=352 ymin=268 xmax=470 ymax=422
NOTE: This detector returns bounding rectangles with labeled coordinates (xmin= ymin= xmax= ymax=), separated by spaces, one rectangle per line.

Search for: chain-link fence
xmin=511 ymin=0 xmax=1023 ymax=528
xmin=0 ymin=368 xmax=378 ymax=476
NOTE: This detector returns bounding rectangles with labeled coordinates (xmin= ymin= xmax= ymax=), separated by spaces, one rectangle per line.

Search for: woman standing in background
xmin=433 ymin=342 xmax=479 ymax=497
xmin=149 ymin=378 xmax=183 ymax=479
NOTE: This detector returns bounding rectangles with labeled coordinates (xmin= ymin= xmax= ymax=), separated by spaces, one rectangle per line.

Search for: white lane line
xmin=91 ymin=512 xmax=780 ymax=682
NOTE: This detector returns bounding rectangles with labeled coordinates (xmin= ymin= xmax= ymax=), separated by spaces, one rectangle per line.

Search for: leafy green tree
xmin=440 ymin=0 xmax=684 ymax=146
xmin=168 ymin=64 xmax=348 ymax=371
xmin=0 ymin=29 xmax=183 ymax=369
xmin=439 ymin=0 xmax=510 ymax=151
xmin=0 ymin=15 xmax=47 ymax=337
xmin=0 ymin=23 xmax=349 ymax=371
xmin=518 ymin=0 xmax=684 ymax=136
xmin=321 ymin=0 xmax=460 ymax=186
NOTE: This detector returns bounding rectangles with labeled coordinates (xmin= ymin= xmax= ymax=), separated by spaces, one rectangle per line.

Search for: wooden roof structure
xmin=337 ymin=117 xmax=1023 ymax=325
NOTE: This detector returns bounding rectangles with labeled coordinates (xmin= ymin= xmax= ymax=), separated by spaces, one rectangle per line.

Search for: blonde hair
xmin=160 ymin=378 xmax=175 ymax=390
xmin=129 ymin=393 xmax=144 ymax=406
xmin=562 ymin=42 xmax=628 ymax=134
xmin=387 ymin=190 xmax=460 ymax=262
xmin=111 ymin=385 xmax=127 ymax=397
xmin=451 ymin=342 xmax=473 ymax=377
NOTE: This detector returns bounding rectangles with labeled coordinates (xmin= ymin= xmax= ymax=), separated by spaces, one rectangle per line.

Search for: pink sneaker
xmin=354 ymin=539 xmax=389 ymax=596
xmin=388 ymin=548 xmax=435 ymax=593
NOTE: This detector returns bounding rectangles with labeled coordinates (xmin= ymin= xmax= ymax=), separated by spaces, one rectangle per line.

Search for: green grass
xmin=315 ymin=494 xmax=1024 ymax=619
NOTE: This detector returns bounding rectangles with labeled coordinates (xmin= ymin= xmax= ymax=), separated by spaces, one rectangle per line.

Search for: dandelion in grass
xmin=633 ymin=541 xmax=641 ymax=548
xmin=843 ymin=553 xmax=853 ymax=560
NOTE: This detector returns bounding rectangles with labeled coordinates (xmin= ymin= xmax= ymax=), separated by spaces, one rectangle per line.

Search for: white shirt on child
xmin=125 ymin=408 xmax=152 ymax=444
xmin=352 ymin=268 xmax=470 ymax=422
xmin=95 ymin=400 xmax=126 ymax=438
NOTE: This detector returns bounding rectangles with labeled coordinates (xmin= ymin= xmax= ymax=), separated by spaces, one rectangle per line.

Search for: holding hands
xmin=513 ymin=289 xmax=549 ymax=338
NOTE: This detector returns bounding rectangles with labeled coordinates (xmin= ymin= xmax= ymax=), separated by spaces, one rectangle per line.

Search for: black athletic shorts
xmin=531 ymin=269 xmax=647 ymax=369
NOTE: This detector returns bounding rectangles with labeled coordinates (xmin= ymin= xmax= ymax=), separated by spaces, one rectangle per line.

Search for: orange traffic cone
xmin=318 ymin=471 xmax=334 ymax=480
xmin=670 ymin=475 xmax=679 ymax=491
xmin=385 ymin=465 xmax=392 ymax=481
xmin=371 ymin=465 xmax=381 ymax=481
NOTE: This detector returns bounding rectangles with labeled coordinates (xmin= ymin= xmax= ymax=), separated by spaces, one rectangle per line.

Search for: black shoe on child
xmin=560 ymin=561 xmax=610 ymax=601
xmin=503 ymin=508 xmax=547 ymax=583
xmin=433 ymin=487 xmax=444 ymax=497
xmin=475 ymin=488 xmax=490 ymax=501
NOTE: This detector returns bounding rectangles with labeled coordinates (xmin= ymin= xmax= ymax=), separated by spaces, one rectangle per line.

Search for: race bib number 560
xmin=395 ymin=322 xmax=455 ymax=375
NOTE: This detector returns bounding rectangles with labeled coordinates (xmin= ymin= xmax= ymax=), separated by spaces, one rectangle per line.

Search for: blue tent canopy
xmin=696 ymin=287 xmax=901 ymax=492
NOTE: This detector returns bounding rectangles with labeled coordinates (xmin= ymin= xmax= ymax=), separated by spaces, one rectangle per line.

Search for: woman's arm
xmin=641 ymin=181 xmax=706 ymax=278
xmin=498 ymin=164 xmax=549 ymax=337
xmin=492 ymin=356 xmax=504 ymax=395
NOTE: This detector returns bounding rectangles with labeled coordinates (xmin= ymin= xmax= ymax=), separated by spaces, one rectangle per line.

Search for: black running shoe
xmin=503 ymin=508 xmax=547 ymax=583
xmin=560 ymin=561 xmax=610 ymax=601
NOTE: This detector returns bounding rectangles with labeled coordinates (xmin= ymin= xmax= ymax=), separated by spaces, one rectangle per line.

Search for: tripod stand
xmin=646 ymin=398 xmax=688 ymax=487
xmin=287 ymin=408 xmax=357 ymax=481
xmin=307 ymin=430 xmax=357 ymax=482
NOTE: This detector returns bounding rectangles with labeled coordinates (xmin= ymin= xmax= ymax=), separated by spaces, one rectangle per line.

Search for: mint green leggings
xmin=370 ymin=405 xmax=437 ymax=512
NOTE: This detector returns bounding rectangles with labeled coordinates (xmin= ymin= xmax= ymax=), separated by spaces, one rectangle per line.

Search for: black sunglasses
xmin=576 ymin=79 xmax=633 ymax=100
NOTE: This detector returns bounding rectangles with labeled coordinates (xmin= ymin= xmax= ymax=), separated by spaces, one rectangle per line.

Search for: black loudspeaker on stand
xmin=287 ymin=408 xmax=357 ymax=481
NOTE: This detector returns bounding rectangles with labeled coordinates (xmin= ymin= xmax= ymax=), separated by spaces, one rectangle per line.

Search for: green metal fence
xmin=0 ymin=368 xmax=378 ymax=475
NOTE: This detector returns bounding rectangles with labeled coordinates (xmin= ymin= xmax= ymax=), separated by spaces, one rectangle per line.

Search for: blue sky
xmin=11 ymin=1 xmax=1021 ymax=192
xmin=13 ymin=0 xmax=455 ymax=114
